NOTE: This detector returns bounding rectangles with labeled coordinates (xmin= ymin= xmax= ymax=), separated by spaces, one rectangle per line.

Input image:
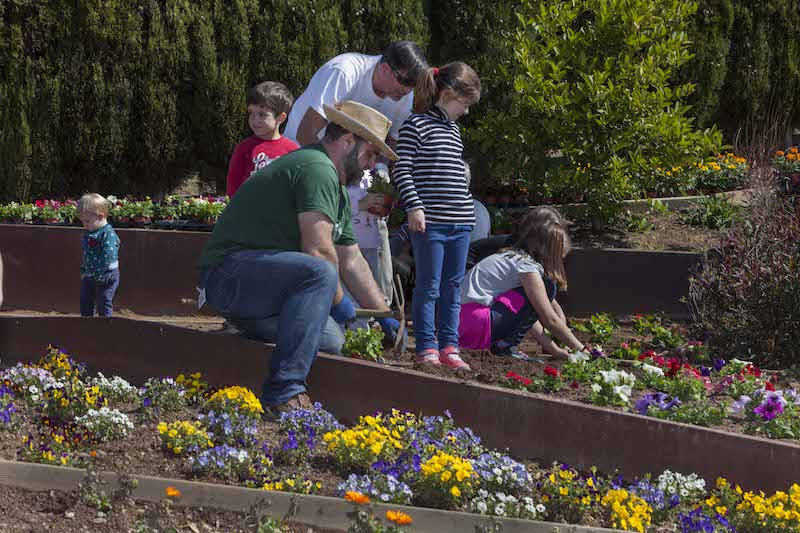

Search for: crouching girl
xmin=458 ymin=208 xmax=586 ymax=360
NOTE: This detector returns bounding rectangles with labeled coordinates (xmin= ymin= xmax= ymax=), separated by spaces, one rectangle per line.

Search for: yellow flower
xmin=560 ymin=487 xmax=569 ymax=496
xmin=587 ymin=478 xmax=595 ymax=488
xmin=173 ymin=446 xmax=183 ymax=454
xmin=450 ymin=486 xmax=461 ymax=498
xmin=386 ymin=510 xmax=413 ymax=525
xmin=441 ymin=471 xmax=452 ymax=483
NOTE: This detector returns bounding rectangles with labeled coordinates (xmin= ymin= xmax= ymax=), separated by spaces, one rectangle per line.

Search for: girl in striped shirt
xmin=394 ymin=62 xmax=481 ymax=370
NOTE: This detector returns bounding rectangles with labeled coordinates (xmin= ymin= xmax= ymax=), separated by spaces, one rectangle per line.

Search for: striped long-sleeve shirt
xmin=393 ymin=106 xmax=475 ymax=225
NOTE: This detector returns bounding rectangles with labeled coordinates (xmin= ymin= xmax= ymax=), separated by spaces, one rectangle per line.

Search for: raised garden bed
xmin=1 ymin=344 xmax=796 ymax=532
xmin=2 ymin=316 xmax=799 ymax=497
xmin=0 ymin=224 xmax=701 ymax=317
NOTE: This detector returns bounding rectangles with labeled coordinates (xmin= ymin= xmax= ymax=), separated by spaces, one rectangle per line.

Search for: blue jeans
xmin=490 ymin=280 xmax=557 ymax=347
xmin=200 ymin=249 xmax=338 ymax=407
xmin=410 ymin=224 xmax=472 ymax=353
xmin=230 ymin=316 xmax=344 ymax=356
xmin=80 ymin=270 xmax=120 ymax=317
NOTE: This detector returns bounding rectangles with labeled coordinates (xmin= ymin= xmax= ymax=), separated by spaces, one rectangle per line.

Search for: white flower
xmin=600 ymin=369 xmax=621 ymax=384
xmin=591 ymin=383 xmax=602 ymax=393
xmin=479 ymin=489 xmax=489 ymax=498
xmin=476 ymin=500 xmax=488 ymax=514
xmin=613 ymin=385 xmax=632 ymax=403
xmin=641 ymin=363 xmax=664 ymax=376
xmin=494 ymin=503 xmax=506 ymax=516
xmin=568 ymin=351 xmax=590 ymax=363
xmin=536 ymin=504 xmax=546 ymax=513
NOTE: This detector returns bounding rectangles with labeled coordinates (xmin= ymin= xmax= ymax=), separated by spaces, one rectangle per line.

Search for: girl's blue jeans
xmin=410 ymin=223 xmax=472 ymax=353
xmin=200 ymin=249 xmax=338 ymax=407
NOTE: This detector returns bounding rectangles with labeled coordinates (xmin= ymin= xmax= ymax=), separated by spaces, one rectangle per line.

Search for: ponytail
xmin=412 ymin=62 xmax=481 ymax=114
xmin=412 ymin=67 xmax=440 ymax=114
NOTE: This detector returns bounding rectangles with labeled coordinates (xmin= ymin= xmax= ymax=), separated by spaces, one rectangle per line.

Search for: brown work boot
xmin=262 ymin=392 xmax=314 ymax=421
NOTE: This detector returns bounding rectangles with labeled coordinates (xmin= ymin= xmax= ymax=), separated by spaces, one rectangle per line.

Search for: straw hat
xmin=323 ymin=101 xmax=399 ymax=161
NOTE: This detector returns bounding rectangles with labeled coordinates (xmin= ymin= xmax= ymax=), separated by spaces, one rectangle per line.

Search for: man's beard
xmin=343 ymin=140 xmax=366 ymax=186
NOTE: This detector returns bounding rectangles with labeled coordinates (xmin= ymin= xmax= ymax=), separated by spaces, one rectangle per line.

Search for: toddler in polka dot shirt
xmin=78 ymin=193 xmax=121 ymax=317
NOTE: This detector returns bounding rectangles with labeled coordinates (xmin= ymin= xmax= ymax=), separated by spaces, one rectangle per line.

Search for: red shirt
xmin=226 ymin=135 xmax=299 ymax=197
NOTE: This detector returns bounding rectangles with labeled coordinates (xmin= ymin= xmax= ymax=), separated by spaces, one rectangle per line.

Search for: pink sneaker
xmin=415 ymin=348 xmax=441 ymax=365
xmin=439 ymin=346 xmax=471 ymax=371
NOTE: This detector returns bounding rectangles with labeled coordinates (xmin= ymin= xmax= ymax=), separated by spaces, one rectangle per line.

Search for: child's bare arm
xmin=551 ymin=298 xmax=567 ymax=324
xmin=520 ymin=272 xmax=584 ymax=352
xmin=528 ymin=322 xmax=570 ymax=359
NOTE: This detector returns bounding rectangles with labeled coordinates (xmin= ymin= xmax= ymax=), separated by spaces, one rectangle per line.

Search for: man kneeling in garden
xmin=198 ymin=101 xmax=404 ymax=417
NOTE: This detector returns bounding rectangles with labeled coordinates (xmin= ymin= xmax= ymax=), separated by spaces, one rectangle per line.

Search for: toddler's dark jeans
xmin=80 ymin=269 xmax=120 ymax=317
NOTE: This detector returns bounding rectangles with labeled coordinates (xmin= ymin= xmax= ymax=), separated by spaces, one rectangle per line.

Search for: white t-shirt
xmin=283 ymin=53 xmax=414 ymax=144
xmin=461 ymin=251 xmax=545 ymax=307
xmin=347 ymin=172 xmax=381 ymax=249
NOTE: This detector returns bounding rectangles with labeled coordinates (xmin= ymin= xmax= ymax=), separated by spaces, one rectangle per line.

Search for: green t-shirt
xmin=198 ymin=145 xmax=357 ymax=269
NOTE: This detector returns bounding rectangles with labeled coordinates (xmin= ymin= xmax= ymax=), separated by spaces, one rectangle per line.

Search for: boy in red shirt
xmin=226 ymin=81 xmax=299 ymax=197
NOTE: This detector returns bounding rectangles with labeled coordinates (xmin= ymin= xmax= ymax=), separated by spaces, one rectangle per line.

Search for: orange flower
xmin=89 ymin=451 xmax=97 ymax=457
xmin=165 ymin=486 xmax=182 ymax=498
xmin=386 ymin=510 xmax=413 ymax=525
xmin=788 ymin=153 xmax=798 ymax=161
xmin=344 ymin=491 xmax=370 ymax=505
xmin=777 ymin=150 xmax=785 ymax=157
xmin=789 ymin=147 xmax=799 ymax=154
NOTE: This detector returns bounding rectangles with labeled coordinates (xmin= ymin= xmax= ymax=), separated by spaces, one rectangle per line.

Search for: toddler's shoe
xmin=439 ymin=346 xmax=471 ymax=371
xmin=415 ymin=348 xmax=441 ymax=365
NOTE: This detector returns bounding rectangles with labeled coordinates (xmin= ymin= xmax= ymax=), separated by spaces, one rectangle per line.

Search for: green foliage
xmin=677 ymin=0 xmax=735 ymax=128
xmin=682 ymin=194 xmax=737 ymax=229
xmin=651 ymin=400 xmax=726 ymax=426
xmin=571 ymin=313 xmax=617 ymax=344
xmin=343 ymin=327 xmax=385 ymax=362
xmin=716 ymin=0 xmax=800 ymax=143
xmin=492 ymin=0 xmax=723 ymax=226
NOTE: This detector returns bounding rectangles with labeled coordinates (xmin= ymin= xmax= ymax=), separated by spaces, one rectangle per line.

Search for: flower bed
xmin=389 ymin=313 xmax=800 ymax=445
xmin=0 ymin=196 xmax=228 ymax=229
xmin=1 ymin=346 xmax=798 ymax=532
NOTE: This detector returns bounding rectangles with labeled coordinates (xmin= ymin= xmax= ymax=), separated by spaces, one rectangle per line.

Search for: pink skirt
xmin=458 ymin=289 xmax=528 ymax=350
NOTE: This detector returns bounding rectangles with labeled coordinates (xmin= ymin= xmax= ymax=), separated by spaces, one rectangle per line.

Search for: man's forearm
xmin=340 ymin=253 xmax=389 ymax=311
xmin=305 ymin=247 xmax=344 ymax=304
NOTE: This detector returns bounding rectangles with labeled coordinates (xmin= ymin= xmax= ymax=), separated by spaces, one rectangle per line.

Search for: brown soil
xmin=569 ymin=209 xmax=726 ymax=252
xmin=0 ymin=484 xmax=327 ymax=532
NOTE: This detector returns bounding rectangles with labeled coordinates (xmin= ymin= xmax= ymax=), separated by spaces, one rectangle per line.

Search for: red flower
xmin=765 ymin=381 xmax=776 ymax=392
xmin=666 ymin=358 xmax=682 ymax=378
xmin=744 ymin=365 xmax=762 ymax=378
xmin=35 ymin=200 xmax=45 ymax=208
xmin=570 ymin=381 xmax=580 ymax=389
xmin=87 ymin=237 xmax=99 ymax=249
xmin=635 ymin=314 xmax=643 ymax=319
xmin=506 ymin=372 xmax=532 ymax=386
xmin=544 ymin=365 xmax=560 ymax=378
